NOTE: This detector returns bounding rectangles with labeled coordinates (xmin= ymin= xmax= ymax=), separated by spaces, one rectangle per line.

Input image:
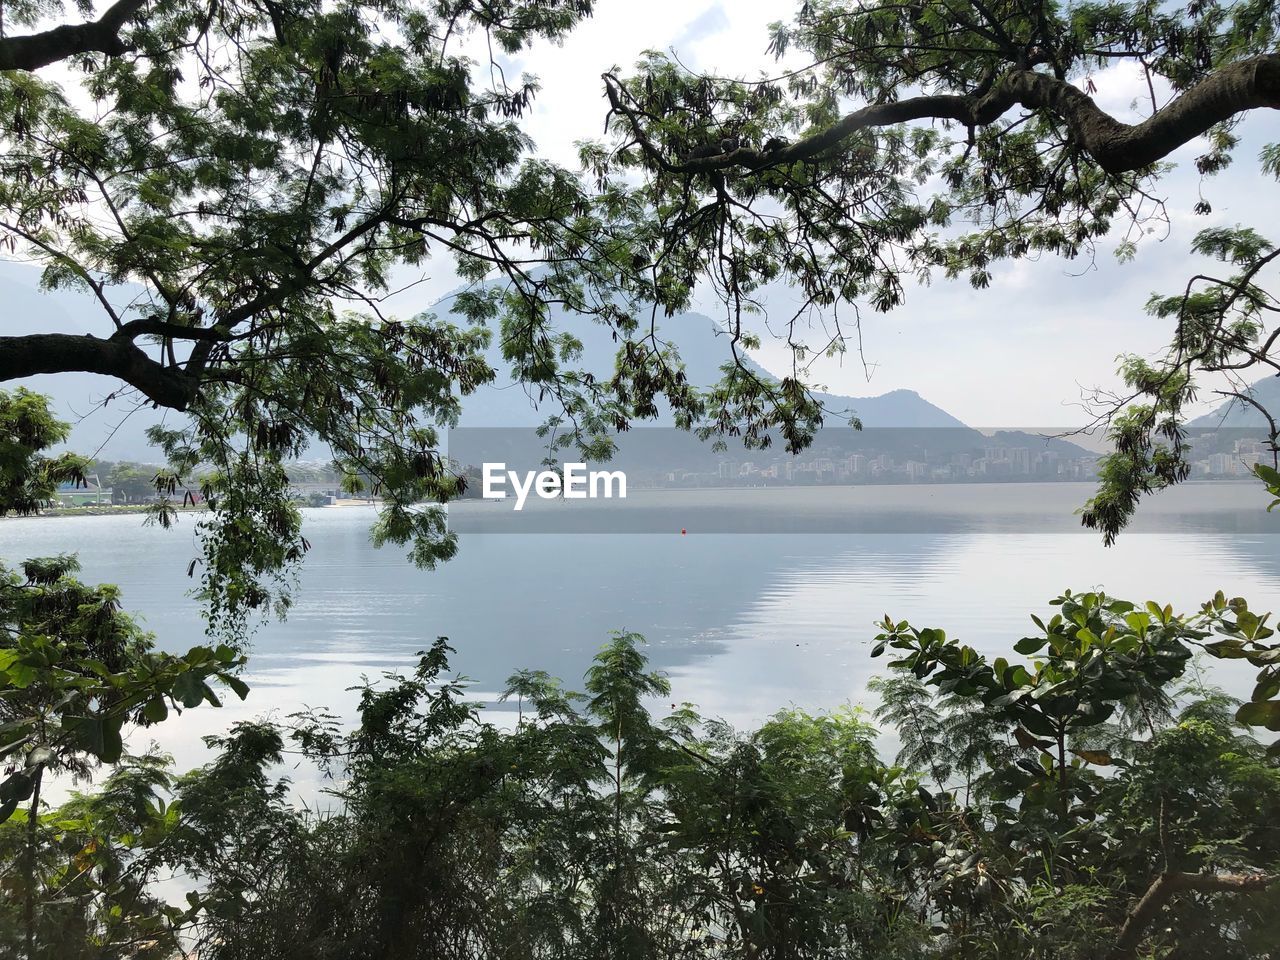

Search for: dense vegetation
xmin=3 ymin=613 xmax=1279 ymax=959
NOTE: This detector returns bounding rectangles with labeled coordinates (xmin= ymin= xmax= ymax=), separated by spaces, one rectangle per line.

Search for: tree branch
xmin=0 ymin=332 xmax=198 ymax=409
xmin=610 ymin=54 xmax=1280 ymax=176
xmin=1109 ymin=870 xmax=1276 ymax=960
xmin=0 ymin=0 xmax=148 ymax=72
xmin=1212 ymin=389 xmax=1280 ymax=467
xmin=114 ymin=316 xmax=230 ymax=343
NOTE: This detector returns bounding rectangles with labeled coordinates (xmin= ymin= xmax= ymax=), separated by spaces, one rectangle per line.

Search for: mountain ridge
xmin=1189 ymin=376 xmax=1280 ymax=429
xmin=0 ymin=261 xmax=1084 ymax=461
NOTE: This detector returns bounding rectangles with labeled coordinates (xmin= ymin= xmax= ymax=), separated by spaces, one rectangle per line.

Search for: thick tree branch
xmin=1109 ymin=870 xmax=1276 ymax=960
xmin=0 ymin=203 xmax=393 ymax=408
xmin=0 ymin=332 xmax=198 ymax=409
xmin=610 ymin=54 xmax=1280 ymax=176
xmin=115 ymin=316 xmax=231 ymax=343
xmin=0 ymin=0 xmax=148 ymax=73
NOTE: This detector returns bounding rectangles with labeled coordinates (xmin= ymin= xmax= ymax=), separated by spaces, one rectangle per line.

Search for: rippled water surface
xmin=2 ymin=482 xmax=1276 ymax=775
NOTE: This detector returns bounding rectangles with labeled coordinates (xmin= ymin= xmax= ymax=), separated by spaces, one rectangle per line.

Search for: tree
xmin=0 ymin=754 xmax=188 ymax=960
xmin=874 ymin=590 xmax=1280 ymax=959
xmin=20 ymin=619 xmax=1277 ymax=958
xmin=102 ymin=462 xmax=156 ymax=504
xmin=0 ymin=0 xmax=686 ymax=635
xmin=593 ymin=0 xmax=1280 ymax=538
xmin=0 ymin=389 xmax=247 ymax=956
xmin=0 ymin=387 xmax=87 ymax=513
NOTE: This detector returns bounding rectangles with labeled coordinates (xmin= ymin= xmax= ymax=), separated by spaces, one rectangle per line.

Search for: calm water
xmin=2 ymin=482 xmax=1277 ymax=778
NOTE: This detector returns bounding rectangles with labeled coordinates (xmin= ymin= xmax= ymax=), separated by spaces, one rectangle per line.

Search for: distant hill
xmin=453 ymin=294 xmax=1088 ymax=460
xmin=455 ymin=295 xmax=972 ymax=431
xmin=1189 ymin=376 xmax=1280 ymax=429
xmin=0 ymin=262 xmax=1087 ymax=462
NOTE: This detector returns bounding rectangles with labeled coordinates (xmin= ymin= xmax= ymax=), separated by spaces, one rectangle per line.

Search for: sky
xmin=7 ymin=0 xmax=1280 ymax=431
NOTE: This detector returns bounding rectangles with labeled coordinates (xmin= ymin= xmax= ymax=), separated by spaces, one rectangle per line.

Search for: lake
xmin=2 ymin=481 xmax=1277 ymax=781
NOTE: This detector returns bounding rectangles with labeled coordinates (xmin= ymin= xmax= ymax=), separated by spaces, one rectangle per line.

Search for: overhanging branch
xmin=0 ymin=0 xmax=148 ymax=72
xmin=610 ymin=54 xmax=1280 ymax=176
xmin=0 ymin=332 xmax=199 ymax=409
xmin=1109 ymin=870 xmax=1275 ymax=959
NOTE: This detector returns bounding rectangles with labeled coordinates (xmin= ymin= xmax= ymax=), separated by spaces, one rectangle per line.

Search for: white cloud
xmin=673 ymin=3 xmax=732 ymax=49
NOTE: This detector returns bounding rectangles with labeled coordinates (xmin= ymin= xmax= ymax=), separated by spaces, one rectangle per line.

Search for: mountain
xmin=0 ymin=262 xmax=1085 ymax=462
xmin=1189 ymin=376 xmax=1280 ymax=429
xmin=453 ymin=295 xmax=1088 ymax=463
xmin=453 ymin=292 xmax=972 ymax=431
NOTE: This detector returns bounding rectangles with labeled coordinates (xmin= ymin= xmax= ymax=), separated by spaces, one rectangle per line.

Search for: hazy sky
xmin=423 ymin=0 xmax=1280 ymax=428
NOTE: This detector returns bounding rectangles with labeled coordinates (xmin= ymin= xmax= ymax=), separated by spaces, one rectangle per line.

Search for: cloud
xmin=673 ymin=3 xmax=731 ymax=51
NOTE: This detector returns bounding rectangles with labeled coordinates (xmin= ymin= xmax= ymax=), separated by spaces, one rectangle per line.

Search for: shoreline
xmin=5 ymin=478 xmax=1260 ymax=523
xmin=5 ymin=499 xmax=384 ymax=520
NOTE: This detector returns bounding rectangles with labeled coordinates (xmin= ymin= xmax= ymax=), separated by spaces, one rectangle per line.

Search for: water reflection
xmin=0 ymin=485 xmax=1276 ymax=781
xmin=673 ymin=533 xmax=1272 ymax=727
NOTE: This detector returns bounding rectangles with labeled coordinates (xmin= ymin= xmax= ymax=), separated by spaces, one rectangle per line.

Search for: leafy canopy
xmin=0 ymin=392 xmax=248 ymax=826
xmin=1 ymin=0 xmax=691 ymax=634
xmin=10 ymin=616 xmax=1279 ymax=959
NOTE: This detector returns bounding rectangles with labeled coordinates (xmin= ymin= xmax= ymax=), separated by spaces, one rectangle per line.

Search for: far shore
xmin=3 ymin=498 xmax=384 ymax=520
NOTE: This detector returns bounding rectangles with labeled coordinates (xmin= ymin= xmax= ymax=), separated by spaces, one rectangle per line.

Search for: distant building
xmin=1208 ymin=452 xmax=1235 ymax=476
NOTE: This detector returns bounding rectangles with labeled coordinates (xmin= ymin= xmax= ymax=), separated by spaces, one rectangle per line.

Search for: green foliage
xmin=102 ymin=463 xmax=159 ymax=505
xmin=1255 ymin=461 xmax=1280 ymax=511
xmin=0 ymin=558 xmax=250 ymax=956
xmin=0 ymin=389 xmax=248 ymax=954
xmin=0 ymin=0 xmax=621 ymax=633
xmin=1083 ymin=225 xmax=1280 ymax=542
xmin=0 ymin=555 xmax=249 ymax=819
xmin=14 ymin=606 xmax=1279 ymax=959
xmin=1199 ymin=591 xmax=1280 ymax=745
xmin=0 ymin=388 xmax=88 ymax=516
xmin=0 ymin=754 xmax=188 ymax=960
xmin=0 ymin=567 xmax=246 ymax=954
